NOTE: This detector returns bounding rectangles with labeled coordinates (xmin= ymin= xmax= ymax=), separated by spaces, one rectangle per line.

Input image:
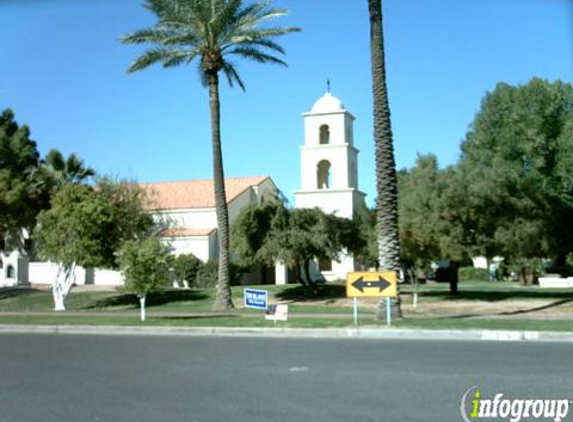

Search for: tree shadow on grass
xmin=498 ymin=299 xmax=573 ymax=316
xmin=420 ymin=290 xmax=573 ymax=302
xmin=276 ymin=284 xmax=346 ymax=303
xmin=423 ymin=299 xmax=573 ymax=321
xmin=85 ymin=289 xmax=209 ymax=310
xmin=158 ymin=315 xmax=239 ymax=321
xmin=0 ymin=287 xmax=43 ymax=301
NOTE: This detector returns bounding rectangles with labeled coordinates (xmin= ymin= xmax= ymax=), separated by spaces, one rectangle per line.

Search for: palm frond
xmin=225 ymin=36 xmax=285 ymax=55
xmin=163 ymin=50 xmax=200 ymax=67
xmin=143 ymin=0 xmax=179 ymax=18
xmin=119 ymin=27 xmax=175 ymax=45
xmin=228 ymin=47 xmax=287 ymax=66
xmin=127 ymin=47 xmax=179 ymax=72
xmin=221 ymin=61 xmax=245 ymax=91
xmin=121 ymin=0 xmax=300 ymax=87
xmin=211 ymin=0 xmax=242 ymax=32
xmin=44 ymin=149 xmax=65 ymax=171
xmin=242 ymin=26 xmax=300 ymax=38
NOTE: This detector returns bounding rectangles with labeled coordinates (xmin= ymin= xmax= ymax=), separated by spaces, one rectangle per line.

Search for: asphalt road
xmin=0 ymin=334 xmax=572 ymax=422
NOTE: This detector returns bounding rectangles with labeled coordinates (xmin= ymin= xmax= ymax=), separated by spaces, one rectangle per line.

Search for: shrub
xmin=458 ymin=266 xmax=489 ymax=282
xmin=119 ymin=238 xmax=171 ymax=295
xmin=194 ymin=260 xmax=217 ymax=288
xmin=194 ymin=259 xmax=244 ymax=288
xmin=172 ymin=253 xmax=202 ymax=285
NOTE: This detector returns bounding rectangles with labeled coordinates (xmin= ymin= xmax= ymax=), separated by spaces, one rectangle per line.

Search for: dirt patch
xmin=287 ymin=295 xmax=573 ymax=321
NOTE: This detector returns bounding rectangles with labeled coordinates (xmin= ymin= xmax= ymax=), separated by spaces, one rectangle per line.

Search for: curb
xmin=1 ymin=324 xmax=573 ymax=342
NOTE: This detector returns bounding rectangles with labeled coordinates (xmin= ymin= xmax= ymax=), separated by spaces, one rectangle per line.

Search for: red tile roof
xmin=160 ymin=228 xmax=215 ymax=237
xmin=141 ymin=176 xmax=270 ymax=211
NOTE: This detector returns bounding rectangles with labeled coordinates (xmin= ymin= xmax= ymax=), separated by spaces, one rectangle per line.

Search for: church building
xmin=143 ymin=176 xmax=278 ymax=263
xmin=291 ymin=91 xmax=366 ymax=282
xmin=3 ymin=92 xmax=366 ymax=287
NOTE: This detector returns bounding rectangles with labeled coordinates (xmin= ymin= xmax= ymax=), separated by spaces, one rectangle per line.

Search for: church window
xmin=6 ymin=265 xmax=15 ymax=279
xmin=317 ymin=160 xmax=331 ymax=189
xmin=319 ymin=125 xmax=330 ymax=144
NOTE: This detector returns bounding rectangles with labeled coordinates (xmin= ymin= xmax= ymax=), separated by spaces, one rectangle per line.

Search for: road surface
xmin=0 ymin=334 xmax=571 ymax=421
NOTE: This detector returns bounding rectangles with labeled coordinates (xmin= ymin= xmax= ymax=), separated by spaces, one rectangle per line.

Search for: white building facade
xmin=293 ymin=92 xmax=366 ymax=281
xmin=19 ymin=176 xmax=278 ymax=287
xmin=144 ymin=176 xmax=278 ymax=264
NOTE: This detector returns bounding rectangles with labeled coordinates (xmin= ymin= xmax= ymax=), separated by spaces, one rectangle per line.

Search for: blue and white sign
xmin=243 ymin=288 xmax=268 ymax=310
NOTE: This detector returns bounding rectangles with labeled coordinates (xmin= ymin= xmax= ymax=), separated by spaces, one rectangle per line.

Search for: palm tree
xmin=368 ymin=0 xmax=402 ymax=318
xmin=120 ymin=0 xmax=299 ymax=309
xmin=41 ymin=149 xmax=95 ymax=188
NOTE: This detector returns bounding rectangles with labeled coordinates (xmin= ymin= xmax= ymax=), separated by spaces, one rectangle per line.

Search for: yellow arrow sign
xmin=346 ymin=271 xmax=397 ymax=298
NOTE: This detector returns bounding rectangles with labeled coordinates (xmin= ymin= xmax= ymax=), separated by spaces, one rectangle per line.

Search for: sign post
xmin=353 ymin=297 xmax=358 ymax=326
xmin=386 ymin=297 xmax=391 ymax=326
xmin=346 ymin=271 xmax=398 ymax=326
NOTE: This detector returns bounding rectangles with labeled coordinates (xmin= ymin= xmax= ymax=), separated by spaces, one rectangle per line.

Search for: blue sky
xmin=1 ymin=0 xmax=571 ymax=206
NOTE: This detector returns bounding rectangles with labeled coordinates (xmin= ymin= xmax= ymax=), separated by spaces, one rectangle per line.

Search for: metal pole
xmin=386 ymin=297 xmax=391 ymax=326
xmin=353 ymin=297 xmax=358 ymax=326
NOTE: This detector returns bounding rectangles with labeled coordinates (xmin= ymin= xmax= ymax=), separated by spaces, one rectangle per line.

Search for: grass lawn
xmin=400 ymin=280 xmax=573 ymax=302
xmin=394 ymin=318 xmax=573 ymax=332
xmin=0 ymin=281 xmax=572 ymax=331
xmin=0 ymin=314 xmax=361 ymax=328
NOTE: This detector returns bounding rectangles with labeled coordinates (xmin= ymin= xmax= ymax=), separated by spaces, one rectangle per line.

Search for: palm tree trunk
xmin=368 ymin=0 xmax=402 ymax=319
xmin=208 ymin=72 xmax=234 ymax=310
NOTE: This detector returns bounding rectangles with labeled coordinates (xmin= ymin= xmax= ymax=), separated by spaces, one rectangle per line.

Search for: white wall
xmin=472 ymin=257 xmax=488 ymax=269
xmin=300 ymin=145 xmax=359 ymax=191
xmin=29 ymin=262 xmax=123 ymax=286
xmin=28 ymin=262 xmax=57 ymax=285
xmin=93 ymin=269 xmax=123 ymax=286
xmin=228 ymin=189 xmax=255 ymax=223
xmin=157 ymin=208 xmax=217 ymax=231
xmin=294 ymin=189 xmax=363 ymax=219
xmin=303 ymin=111 xmax=354 ymax=146
xmin=208 ymin=231 xmax=218 ymax=261
xmin=0 ymin=252 xmax=29 ymax=287
xmin=166 ymin=235 xmax=213 ymax=262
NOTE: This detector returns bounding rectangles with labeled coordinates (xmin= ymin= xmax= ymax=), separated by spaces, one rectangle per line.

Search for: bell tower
xmin=293 ymin=92 xmax=366 ymax=281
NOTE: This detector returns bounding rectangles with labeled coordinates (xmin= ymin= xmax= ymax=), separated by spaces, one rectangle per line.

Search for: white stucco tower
xmin=293 ymin=92 xmax=366 ymax=281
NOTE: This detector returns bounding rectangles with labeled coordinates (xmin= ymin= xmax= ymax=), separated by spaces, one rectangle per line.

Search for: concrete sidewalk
xmin=2 ymin=323 xmax=573 ymax=342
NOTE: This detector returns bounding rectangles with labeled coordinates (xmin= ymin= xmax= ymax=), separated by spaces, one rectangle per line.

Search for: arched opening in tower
xmin=319 ymin=124 xmax=330 ymax=144
xmin=317 ymin=160 xmax=331 ymax=189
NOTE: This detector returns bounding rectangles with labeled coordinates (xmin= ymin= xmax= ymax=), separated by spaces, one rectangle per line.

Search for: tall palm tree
xmin=368 ymin=0 xmax=402 ymax=318
xmin=120 ymin=0 xmax=299 ymax=309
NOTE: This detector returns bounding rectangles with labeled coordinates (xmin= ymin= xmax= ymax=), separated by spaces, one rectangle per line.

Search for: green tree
xmin=0 ymin=109 xmax=47 ymax=252
xmin=458 ymin=78 xmax=573 ymax=283
xmin=34 ymin=179 xmax=155 ymax=310
xmin=398 ymin=156 xmax=474 ymax=294
xmin=353 ymin=203 xmax=378 ymax=269
xmin=119 ymin=238 xmax=171 ymax=321
xmin=368 ymin=0 xmax=401 ymax=317
xmin=232 ymin=202 xmax=362 ymax=294
xmin=398 ymin=155 xmax=442 ymax=280
xmin=172 ymin=253 xmax=202 ymax=287
xmin=120 ymin=0 xmax=299 ymax=310
xmin=40 ymin=148 xmax=95 ymax=189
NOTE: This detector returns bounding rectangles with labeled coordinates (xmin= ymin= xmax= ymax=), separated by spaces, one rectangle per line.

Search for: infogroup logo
xmin=460 ymin=387 xmax=572 ymax=422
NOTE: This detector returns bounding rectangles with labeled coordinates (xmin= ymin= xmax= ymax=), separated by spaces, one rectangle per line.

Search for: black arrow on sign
xmin=352 ymin=276 xmax=391 ymax=293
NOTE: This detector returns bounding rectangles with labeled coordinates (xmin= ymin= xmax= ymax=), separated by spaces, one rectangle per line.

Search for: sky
xmin=1 ymin=0 xmax=572 ymax=206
